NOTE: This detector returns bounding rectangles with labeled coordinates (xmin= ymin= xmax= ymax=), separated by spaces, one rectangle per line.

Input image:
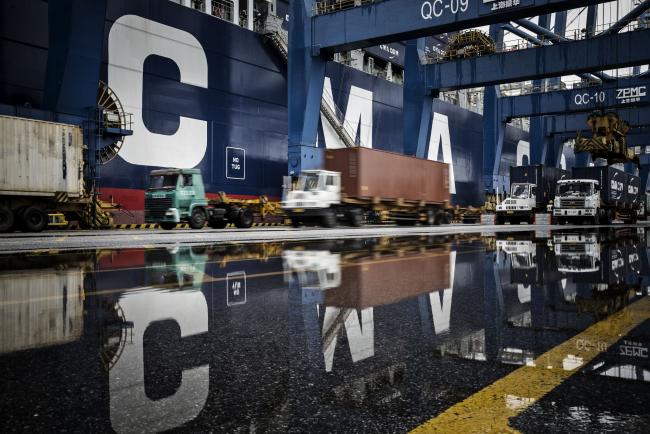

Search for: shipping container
xmin=0 ymin=115 xmax=84 ymax=198
xmin=572 ymin=166 xmax=635 ymax=208
xmin=324 ymin=147 xmax=450 ymax=204
xmin=510 ymin=165 xmax=568 ymax=208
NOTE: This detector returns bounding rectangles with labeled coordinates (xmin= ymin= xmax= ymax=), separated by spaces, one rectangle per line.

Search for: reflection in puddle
xmin=0 ymin=229 xmax=649 ymax=432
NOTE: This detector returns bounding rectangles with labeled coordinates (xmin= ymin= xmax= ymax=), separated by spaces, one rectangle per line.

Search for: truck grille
xmin=560 ymin=198 xmax=585 ymax=208
xmin=560 ymin=244 xmax=587 ymax=254
xmin=145 ymin=197 xmax=172 ymax=219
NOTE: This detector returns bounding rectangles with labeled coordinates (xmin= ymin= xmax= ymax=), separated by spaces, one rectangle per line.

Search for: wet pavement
xmin=1 ymin=228 xmax=649 ymax=433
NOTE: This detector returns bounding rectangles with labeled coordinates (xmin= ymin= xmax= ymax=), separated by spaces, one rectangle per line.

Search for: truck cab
xmin=282 ymin=170 xmax=345 ymax=227
xmin=496 ymin=183 xmax=537 ymax=224
xmin=283 ymin=170 xmax=341 ymax=210
xmin=552 ymin=179 xmax=601 ymax=224
xmin=145 ymin=168 xmax=215 ymax=230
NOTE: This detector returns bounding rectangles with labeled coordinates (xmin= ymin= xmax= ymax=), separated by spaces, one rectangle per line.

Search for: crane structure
xmin=288 ymin=0 xmax=650 ymax=198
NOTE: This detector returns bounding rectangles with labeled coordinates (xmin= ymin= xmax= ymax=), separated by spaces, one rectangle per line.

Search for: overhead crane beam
xmin=512 ymin=18 xmax=614 ymax=82
xmin=501 ymin=23 xmax=602 ymax=84
xmin=500 ymin=76 xmax=650 ymax=119
xmin=544 ymin=107 xmax=650 ymax=135
xmin=311 ymin=0 xmax=613 ymax=53
xmin=424 ymin=28 xmax=650 ymax=91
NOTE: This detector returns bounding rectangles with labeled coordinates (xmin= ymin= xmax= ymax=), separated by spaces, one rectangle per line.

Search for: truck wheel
xmin=235 ymin=209 xmax=253 ymax=229
xmin=189 ymin=208 xmax=206 ymax=229
xmin=21 ymin=206 xmax=47 ymax=232
xmin=160 ymin=222 xmax=176 ymax=230
xmin=0 ymin=205 xmax=14 ymax=232
xmin=291 ymin=218 xmax=301 ymax=228
xmin=605 ymin=210 xmax=614 ymax=225
xmin=209 ymin=219 xmax=228 ymax=229
xmin=321 ymin=209 xmax=337 ymax=228
xmin=424 ymin=209 xmax=436 ymax=226
xmin=347 ymin=209 xmax=363 ymax=227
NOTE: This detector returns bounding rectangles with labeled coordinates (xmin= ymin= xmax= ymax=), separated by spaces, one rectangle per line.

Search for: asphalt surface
xmin=2 ymin=222 xmax=648 ymax=252
xmin=1 ymin=228 xmax=648 ymax=433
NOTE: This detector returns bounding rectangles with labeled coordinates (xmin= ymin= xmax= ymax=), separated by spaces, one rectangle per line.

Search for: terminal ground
xmin=1 ymin=222 xmax=648 ymax=253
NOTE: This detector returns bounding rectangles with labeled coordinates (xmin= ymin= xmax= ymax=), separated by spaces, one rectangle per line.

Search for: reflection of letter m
xmin=108 ymin=15 xmax=208 ymax=168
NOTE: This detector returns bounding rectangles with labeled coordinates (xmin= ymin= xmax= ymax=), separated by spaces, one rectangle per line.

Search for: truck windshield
xmin=557 ymin=183 xmax=592 ymax=196
xmin=511 ymin=184 xmax=530 ymax=199
xmin=300 ymin=174 xmax=321 ymax=191
xmin=149 ymin=174 xmax=178 ymax=190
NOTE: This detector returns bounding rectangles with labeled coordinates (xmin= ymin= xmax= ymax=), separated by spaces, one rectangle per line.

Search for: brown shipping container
xmin=324 ymin=147 xmax=450 ymax=204
xmin=325 ymin=250 xmax=451 ymax=309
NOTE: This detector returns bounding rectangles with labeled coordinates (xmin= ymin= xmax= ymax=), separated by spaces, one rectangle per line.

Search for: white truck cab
xmin=496 ymin=183 xmax=538 ymax=224
xmin=282 ymin=170 xmax=341 ymax=211
xmin=552 ymin=179 xmax=601 ymax=224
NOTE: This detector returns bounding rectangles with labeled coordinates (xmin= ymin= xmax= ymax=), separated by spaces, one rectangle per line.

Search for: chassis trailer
xmin=496 ymin=165 xmax=568 ymax=224
xmin=144 ymin=168 xmax=282 ymax=229
xmin=0 ymin=115 xmax=116 ymax=232
xmin=553 ymin=166 xmax=641 ymax=224
xmin=283 ymin=147 xmax=451 ymax=227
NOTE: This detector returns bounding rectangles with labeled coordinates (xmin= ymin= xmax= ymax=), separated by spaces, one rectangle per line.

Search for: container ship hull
xmin=0 ymin=0 xmax=574 ymax=223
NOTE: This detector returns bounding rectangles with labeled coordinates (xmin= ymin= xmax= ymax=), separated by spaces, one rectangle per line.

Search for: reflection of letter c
xmin=421 ymin=1 xmax=433 ymax=19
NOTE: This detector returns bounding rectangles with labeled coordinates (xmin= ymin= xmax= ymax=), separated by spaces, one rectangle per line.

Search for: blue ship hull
xmin=0 ymin=0 xmax=576 ymax=219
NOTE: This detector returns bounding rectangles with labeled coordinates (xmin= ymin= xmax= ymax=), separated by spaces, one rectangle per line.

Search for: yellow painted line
xmin=411 ymin=296 xmax=650 ymax=434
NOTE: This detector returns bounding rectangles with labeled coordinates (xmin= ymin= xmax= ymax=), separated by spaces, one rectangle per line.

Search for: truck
xmin=282 ymin=147 xmax=451 ymax=227
xmin=495 ymin=165 xmax=567 ymax=224
xmin=144 ymin=168 xmax=282 ymax=230
xmin=552 ymin=166 xmax=641 ymax=224
xmin=0 ymin=114 xmax=125 ymax=232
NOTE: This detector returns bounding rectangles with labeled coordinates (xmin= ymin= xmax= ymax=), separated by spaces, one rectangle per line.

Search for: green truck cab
xmin=144 ymin=168 xmax=253 ymax=230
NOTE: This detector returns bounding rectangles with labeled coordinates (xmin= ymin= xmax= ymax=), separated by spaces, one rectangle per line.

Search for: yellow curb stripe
xmin=411 ymin=296 xmax=650 ymax=434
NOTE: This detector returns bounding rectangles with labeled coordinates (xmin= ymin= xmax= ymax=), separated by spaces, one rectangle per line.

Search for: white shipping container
xmin=0 ymin=115 xmax=84 ymax=197
xmin=0 ymin=268 xmax=85 ymax=354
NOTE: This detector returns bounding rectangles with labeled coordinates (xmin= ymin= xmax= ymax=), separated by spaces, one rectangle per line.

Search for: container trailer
xmin=283 ymin=147 xmax=451 ymax=227
xmin=552 ymin=166 xmax=641 ymax=224
xmin=495 ymin=165 xmax=568 ymax=224
xmin=0 ymin=115 xmax=94 ymax=232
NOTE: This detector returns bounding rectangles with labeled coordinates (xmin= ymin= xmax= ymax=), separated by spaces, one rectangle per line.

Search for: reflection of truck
xmin=144 ymin=168 xmax=281 ymax=230
xmin=553 ymin=166 xmax=641 ymax=224
xmin=283 ymin=147 xmax=450 ymax=227
xmin=283 ymin=250 xmax=342 ymax=291
xmin=553 ymin=233 xmax=602 ymax=273
xmin=496 ymin=165 xmax=567 ymax=224
xmin=145 ymin=245 xmax=208 ymax=289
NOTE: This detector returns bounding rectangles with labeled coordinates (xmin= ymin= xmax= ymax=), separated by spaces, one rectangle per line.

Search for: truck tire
xmin=435 ymin=211 xmax=450 ymax=225
xmin=209 ymin=219 xmax=228 ymax=229
xmin=189 ymin=208 xmax=206 ymax=229
xmin=347 ymin=209 xmax=363 ymax=227
xmin=160 ymin=222 xmax=176 ymax=230
xmin=321 ymin=209 xmax=337 ymax=228
xmin=21 ymin=206 xmax=47 ymax=232
xmin=235 ymin=209 xmax=253 ymax=229
xmin=605 ymin=210 xmax=614 ymax=225
xmin=0 ymin=205 xmax=14 ymax=232
xmin=291 ymin=218 xmax=301 ymax=228
xmin=424 ymin=209 xmax=436 ymax=226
